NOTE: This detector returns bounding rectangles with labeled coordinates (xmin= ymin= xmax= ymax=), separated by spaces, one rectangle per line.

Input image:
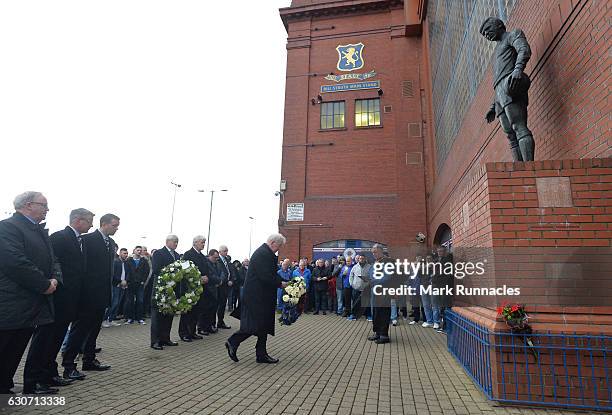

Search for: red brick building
xmin=279 ymin=0 xmax=611 ymax=410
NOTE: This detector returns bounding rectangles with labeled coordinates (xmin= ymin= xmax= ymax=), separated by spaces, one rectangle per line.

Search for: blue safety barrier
xmin=446 ymin=310 xmax=612 ymax=411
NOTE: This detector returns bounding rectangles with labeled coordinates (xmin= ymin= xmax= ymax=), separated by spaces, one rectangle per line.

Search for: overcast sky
xmin=0 ymin=1 xmax=292 ymax=260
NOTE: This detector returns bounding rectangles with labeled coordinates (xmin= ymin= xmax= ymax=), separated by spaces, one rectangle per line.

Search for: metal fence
xmin=446 ymin=310 xmax=612 ymax=411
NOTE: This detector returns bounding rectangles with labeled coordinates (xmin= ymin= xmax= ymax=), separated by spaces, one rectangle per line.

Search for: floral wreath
xmin=155 ymin=260 xmax=203 ymax=315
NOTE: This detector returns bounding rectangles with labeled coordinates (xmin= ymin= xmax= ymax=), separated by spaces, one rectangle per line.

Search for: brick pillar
xmin=447 ymin=158 xmax=612 ymax=408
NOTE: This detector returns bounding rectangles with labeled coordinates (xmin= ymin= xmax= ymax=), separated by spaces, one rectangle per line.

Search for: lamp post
xmin=248 ymin=216 xmax=255 ymax=257
xmin=197 ymin=189 xmax=228 ymax=251
xmin=170 ymin=181 xmax=182 ymax=233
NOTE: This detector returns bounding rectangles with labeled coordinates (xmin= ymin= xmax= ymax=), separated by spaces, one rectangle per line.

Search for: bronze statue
xmin=480 ymin=17 xmax=535 ymax=161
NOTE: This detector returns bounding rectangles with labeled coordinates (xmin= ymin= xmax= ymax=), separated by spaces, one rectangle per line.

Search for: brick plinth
xmin=448 ymin=158 xmax=612 ymax=409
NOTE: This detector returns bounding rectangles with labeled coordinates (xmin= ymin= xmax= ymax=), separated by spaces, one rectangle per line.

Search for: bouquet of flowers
xmin=155 ymin=260 xmax=203 ymax=315
xmin=278 ymin=276 xmax=307 ymax=325
xmin=497 ymin=303 xmax=537 ymax=361
xmin=497 ymin=303 xmax=530 ymax=331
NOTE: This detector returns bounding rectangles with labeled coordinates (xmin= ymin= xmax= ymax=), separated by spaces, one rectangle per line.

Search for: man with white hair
xmin=0 ymin=192 xmax=58 ymax=394
xmin=225 ymin=234 xmax=289 ymax=364
xmin=150 ymin=235 xmax=181 ymax=350
xmin=178 ymin=235 xmax=209 ymax=342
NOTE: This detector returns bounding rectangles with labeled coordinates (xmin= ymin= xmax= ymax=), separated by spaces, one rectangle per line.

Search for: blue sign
xmin=336 ymin=43 xmax=365 ymax=72
xmin=320 ymin=80 xmax=380 ymax=93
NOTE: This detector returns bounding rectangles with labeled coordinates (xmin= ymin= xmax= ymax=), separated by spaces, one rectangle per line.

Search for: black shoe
xmin=225 ymin=341 xmax=239 ymax=362
xmin=161 ymin=340 xmax=178 ymax=346
xmin=256 ymin=355 xmax=279 ymax=364
xmin=367 ymin=334 xmax=380 ymax=341
xmin=151 ymin=343 xmax=164 ymax=350
xmin=322 ymin=312 xmax=327 ymax=315
xmin=375 ymin=336 xmax=390 ymax=344
xmin=191 ymin=334 xmax=203 ymax=340
xmin=63 ymin=369 xmax=86 ymax=380
xmin=313 ymin=311 xmax=319 ymax=315
xmin=180 ymin=336 xmax=193 ymax=342
xmin=82 ymin=359 xmax=111 ymax=371
xmin=217 ymin=323 xmax=231 ymax=329
xmin=94 ymin=347 xmax=102 ymax=353
xmin=49 ymin=376 xmax=73 ymax=387
xmin=23 ymin=383 xmax=59 ymax=395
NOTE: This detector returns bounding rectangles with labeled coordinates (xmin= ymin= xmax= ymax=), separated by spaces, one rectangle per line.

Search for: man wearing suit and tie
xmin=198 ymin=249 xmax=221 ymax=335
xmin=0 ymin=192 xmax=59 ymax=395
xmin=62 ymin=213 xmax=119 ymax=376
xmin=178 ymin=235 xmax=210 ymax=341
xmin=24 ymin=209 xmax=94 ymax=391
xmin=150 ymin=234 xmax=181 ymax=350
xmin=216 ymin=245 xmax=235 ymax=330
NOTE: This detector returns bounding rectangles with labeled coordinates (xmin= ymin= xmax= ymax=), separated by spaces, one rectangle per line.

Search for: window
xmin=355 ymin=98 xmax=381 ymax=127
xmin=320 ymin=101 xmax=345 ymax=129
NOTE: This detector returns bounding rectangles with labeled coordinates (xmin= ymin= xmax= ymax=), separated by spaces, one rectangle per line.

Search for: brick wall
xmin=425 ymin=0 xmax=611 ymax=240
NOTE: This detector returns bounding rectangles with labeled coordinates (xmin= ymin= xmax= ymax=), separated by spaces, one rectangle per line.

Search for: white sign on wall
xmin=286 ymin=203 xmax=304 ymax=221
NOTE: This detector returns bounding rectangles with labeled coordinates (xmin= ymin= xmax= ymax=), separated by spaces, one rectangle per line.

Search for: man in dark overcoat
xmin=0 ymin=191 xmax=59 ymax=395
xmin=225 ymin=234 xmax=288 ymax=364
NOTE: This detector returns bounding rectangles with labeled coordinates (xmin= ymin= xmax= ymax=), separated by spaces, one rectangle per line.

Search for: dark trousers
xmin=314 ymin=289 xmax=328 ymax=312
xmin=198 ymin=296 xmax=217 ymax=331
xmin=352 ymin=289 xmax=363 ymax=318
xmin=0 ymin=327 xmax=33 ymax=392
xmin=62 ymin=310 xmax=104 ymax=369
xmin=373 ymin=306 xmax=391 ymax=337
xmin=125 ymin=284 xmax=145 ymax=321
xmin=227 ymin=331 xmax=268 ymax=358
xmin=150 ymin=308 xmax=174 ymax=345
xmin=411 ymin=306 xmax=425 ymax=322
xmin=24 ymin=323 xmax=56 ymax=388
xmin=178 ymin=300 xmax=201 ymax=338
xmin=24 ymin=319 xmax=69 ymax=387
xmin=343 ymin=287 xmax=353 ymax=314
xmin=216 ymin=285 xmax=229 ymax=326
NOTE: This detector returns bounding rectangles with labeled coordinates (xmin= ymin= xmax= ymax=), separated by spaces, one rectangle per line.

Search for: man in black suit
xmin=23 ymin=208 xmax=94 ymax=392
xmin=0 ymin=191 xmax=59 ymax=395
xmin=198 ymin=249 xmax=221 ymax=335
xmin=150 ymin=235 xmax=181 ymax=350
xmin=225 ymin=234 xmax=288 ymax=364
xmin=125 ymin=246 xmax=150 ymax=324
xmin=216 ymin=245 xmax=235 ymax=329
xmin=62 ymin=213 xmax=119 ymax=376
xmin=178 ymin=235 xmax=209 ymax=341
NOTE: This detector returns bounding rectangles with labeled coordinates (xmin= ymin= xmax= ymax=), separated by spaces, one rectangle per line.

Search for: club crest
xmin=336 ymin=43 xmax=365 ymax=72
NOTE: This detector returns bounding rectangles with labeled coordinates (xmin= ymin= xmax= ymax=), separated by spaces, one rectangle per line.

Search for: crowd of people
xmin=0 ymin=190 xmax=454 ymax=395
xmin=0 ymin=191 xmax=250 ymax=395
xmin=276 ymin=244 xmax=454 ymax=344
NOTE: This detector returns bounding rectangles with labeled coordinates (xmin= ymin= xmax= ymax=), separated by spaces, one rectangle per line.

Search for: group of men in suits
xmin=149 ymin=235 xmax=245 ymax=349
xmin=0 ymin=191 xmax=118 ymax=395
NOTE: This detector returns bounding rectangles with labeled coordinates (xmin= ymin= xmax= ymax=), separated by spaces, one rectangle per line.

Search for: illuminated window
xmin=355 ymin=98 xmax=381 ymax=127
xmin=320 ymin=101 xmax=345 ymax=129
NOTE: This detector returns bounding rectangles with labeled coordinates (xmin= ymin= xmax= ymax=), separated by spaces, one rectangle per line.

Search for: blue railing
xmin=446 ymin=310 xmax=612 ymax=411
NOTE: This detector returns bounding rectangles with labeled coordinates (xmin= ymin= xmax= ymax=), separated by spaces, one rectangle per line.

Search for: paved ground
xmin=2 ymin=313 xmax=589 ymax=415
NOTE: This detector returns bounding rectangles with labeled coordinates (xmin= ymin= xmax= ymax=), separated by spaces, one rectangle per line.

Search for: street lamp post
xmin=248 ymin=216 xmax=255 ymax=257
xmin=170 ymin=181 xmax=182 ymax=233
xmin=198 ymin=189 xmax=228 ymax=251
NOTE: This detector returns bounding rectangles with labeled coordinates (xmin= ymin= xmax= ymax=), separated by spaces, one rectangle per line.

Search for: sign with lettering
xmin=320 ymin=80 xmax=380 ymax=93
xmin=286 ymin=203 xmax=304 ymax=221
xmin=324 ymin=70 xmax=377 ymax=83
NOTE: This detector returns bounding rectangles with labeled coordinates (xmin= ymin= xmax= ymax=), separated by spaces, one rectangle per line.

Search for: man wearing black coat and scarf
xmin=0 ymin=191 xmax=59 ymax=395
xmin=225 ymin=234 xmax=288 ymax=364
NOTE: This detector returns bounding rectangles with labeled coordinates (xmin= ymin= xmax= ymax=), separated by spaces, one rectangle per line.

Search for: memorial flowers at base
xmin=278 ymin=276 xmax=307 ymax=325
xmin=497 ymin=303 xmax=538 ymax=361
xmin=155 ymin=260 xmax=203 ymax=315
